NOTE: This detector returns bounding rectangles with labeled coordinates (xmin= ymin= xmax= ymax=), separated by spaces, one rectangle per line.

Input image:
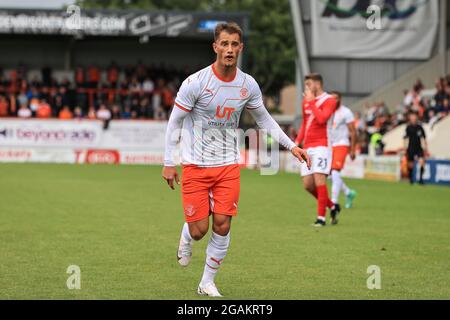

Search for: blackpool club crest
xmin=185 ymin=204 xmax=195 ymax=217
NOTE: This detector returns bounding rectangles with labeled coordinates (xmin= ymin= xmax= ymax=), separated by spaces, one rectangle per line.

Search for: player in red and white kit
xmin=295 ymin=73 xmax=338 ymax=227
xmin=162 ymin=22 xmax=310 ymax=297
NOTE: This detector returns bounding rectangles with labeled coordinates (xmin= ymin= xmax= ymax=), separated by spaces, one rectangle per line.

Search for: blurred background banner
xmin=0 ymin=8 xmax=248 ymax=38
xmin=311 ymin=0 xmax=438 ymax=59
xmin=0 ymin=119 xmax=168 ymax=164
xmin=413 ymin=159 xmax=450 ymax=185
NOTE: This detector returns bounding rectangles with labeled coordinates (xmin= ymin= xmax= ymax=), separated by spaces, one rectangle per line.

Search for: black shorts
xmin=407 ymin=149 xmax=424 ymax=161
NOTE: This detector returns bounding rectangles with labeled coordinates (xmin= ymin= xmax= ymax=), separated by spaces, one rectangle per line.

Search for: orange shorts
xmin=181 ymin=164 xmax=240 ymax=223
xmin=331 ymin=146 xmax=350 ymax=171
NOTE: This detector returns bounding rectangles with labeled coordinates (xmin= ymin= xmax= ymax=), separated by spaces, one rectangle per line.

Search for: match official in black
xmin=403 ymin=111 xmax=428 ymax=185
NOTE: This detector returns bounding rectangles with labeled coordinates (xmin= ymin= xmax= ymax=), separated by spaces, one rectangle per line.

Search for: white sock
xmin=331 ymin=170 xmax=343 ymax=204
xmin=181 ymin=222 xmax=192 ymax=243
xmin=200 ymin=231 xmax=230 ymax=287
xmin=342 ymin=182 xmax=350 ymax=196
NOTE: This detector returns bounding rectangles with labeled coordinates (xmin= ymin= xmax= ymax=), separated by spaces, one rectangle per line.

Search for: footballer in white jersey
xmin=172 ymin=63 xmax=264 ymax=167
xmin=161 ymin=22 xmax=310 ymax=297
xmin=329 ymin=91 xmax=357 ymax=217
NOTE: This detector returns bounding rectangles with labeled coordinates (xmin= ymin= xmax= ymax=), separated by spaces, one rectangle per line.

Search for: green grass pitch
xmin=0 ymin=163 xmax=449 ymax=299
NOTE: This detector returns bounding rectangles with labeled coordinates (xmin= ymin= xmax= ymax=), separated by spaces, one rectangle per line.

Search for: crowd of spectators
xmin=0 ymin=61 xmax=193 ymax=121
xmin=356 ymin=76 xmax=450 ymax=155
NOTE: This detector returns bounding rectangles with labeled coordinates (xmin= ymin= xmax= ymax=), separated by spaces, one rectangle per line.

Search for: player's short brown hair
xmin=330 ymin=91 xmax=342 ymax=98
xmin=304 ymin=73 xmax=323 ymax=84
xmin=214 ymin=22 xmax=243 ymax=42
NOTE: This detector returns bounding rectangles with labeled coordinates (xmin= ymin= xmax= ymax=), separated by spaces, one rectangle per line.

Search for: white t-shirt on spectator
xmin=96 ymin=109 xmax=111 ymax=120
xmin=152 ymin=92 xmax=161 ymax=110
xmin=143 ymin=79 xmax=154 ymax=93
xmin=18 ymin=108 xmax=32 ymax=118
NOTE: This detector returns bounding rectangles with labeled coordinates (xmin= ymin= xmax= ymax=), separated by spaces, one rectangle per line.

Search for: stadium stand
xmin=0 ymin=63 xmax=190 ymax=120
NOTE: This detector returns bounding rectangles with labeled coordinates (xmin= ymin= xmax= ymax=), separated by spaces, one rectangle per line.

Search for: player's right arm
xmin=162 ymin=76 xmax=199 ymax=190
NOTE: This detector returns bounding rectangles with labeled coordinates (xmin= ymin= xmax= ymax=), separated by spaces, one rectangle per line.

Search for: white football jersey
xmin=331 ymin=105 xmax=355 ymax=147
xmin=174 ymin=64 xmax=263 ymax=167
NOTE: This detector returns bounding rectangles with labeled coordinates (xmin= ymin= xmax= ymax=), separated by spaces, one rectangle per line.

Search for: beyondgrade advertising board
xmin=0 ymin=119 xmax=166 ymax=150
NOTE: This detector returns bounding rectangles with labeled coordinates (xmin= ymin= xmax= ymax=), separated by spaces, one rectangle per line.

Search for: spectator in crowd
xmin=0 ymin=95 xmax=9 ymax=116
xmin=428 ymin=109 xmax=440 ymax=129
xmin=87 ymin=106 xmax=96 ymax=120
xmin=433 ymin=80 xmax=448 ymax=106
xmin=121 ymin=105 xmax=132 ymax=119
xmin=41 ymin=65 xmax=52 ymax=87
xmin=107 ymin=61 xmax=119 ymax=88
xmin=59 ymin=105 xmax=73 ymax=119
xmin=111 ymin=104 xmax=122 ymax=119
xmin=139 ymin=97 xmax=153 ymax=118
xmin=8 ymin=93 xmax=16 ymax=115
xmin=36 ymin=100 xmax=51 ymax=118
xmin=142 ymin=77 xmax=154 ymax=94
xmin=96 ymin=104 xmax=112 ymax=121
xmin=73 ymin=106 xmax=83 ymax=120
xmin=369 ymin=131 xmax=385 ymax=156
xmin=75 ymin=66 xmax=85 ymax=88
xmin=87 ymin=64 xmax=100 ymax=88
xmin=17 ymin=89 xmax=28 ymax=107
xmin=17 ymin=103 xmax=32 ymax=118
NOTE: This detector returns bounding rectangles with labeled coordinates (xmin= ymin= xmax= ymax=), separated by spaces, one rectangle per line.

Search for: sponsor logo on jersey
xmin=215 ymin=106 xmax=235 ymax=120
